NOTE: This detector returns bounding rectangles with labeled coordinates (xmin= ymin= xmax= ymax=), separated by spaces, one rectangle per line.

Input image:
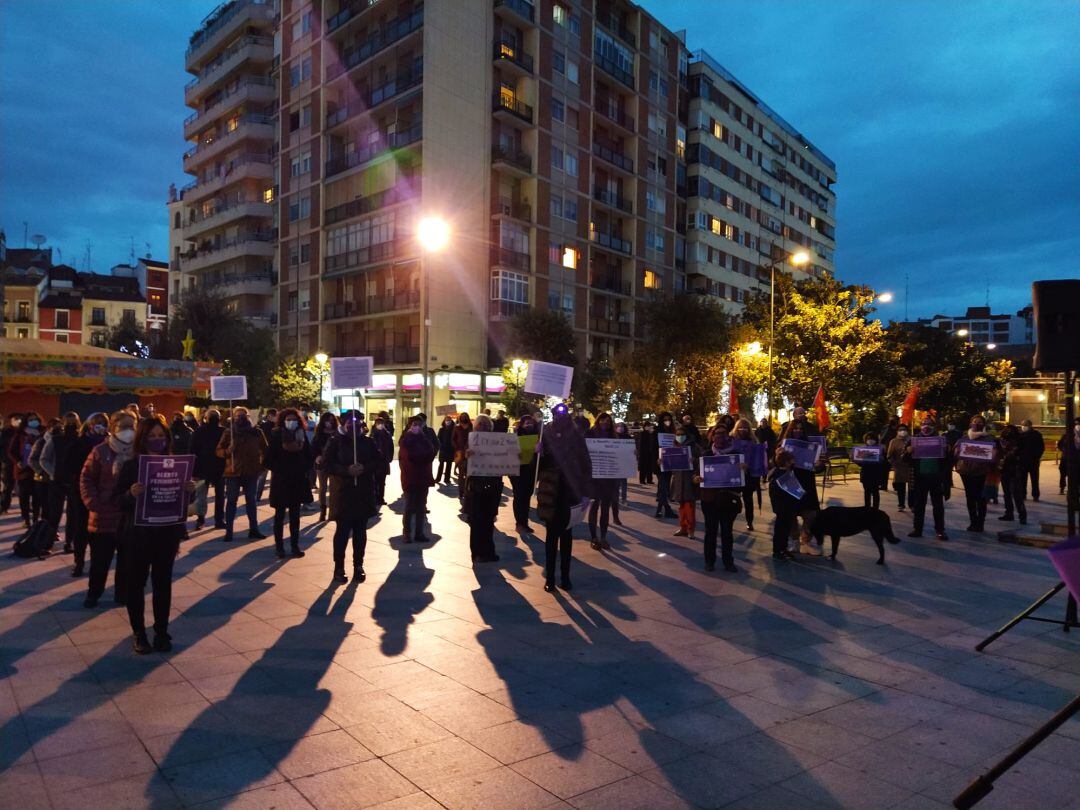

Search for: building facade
xmin=177 ymin=0 xmax=279 ymax=329
xmin=683 ymin=50 xmax=837 ymax=311
xmin=0 ymin=247 xmax=51 ymax=340
xmin=911 ymin=305 xmax=1034 ymax=349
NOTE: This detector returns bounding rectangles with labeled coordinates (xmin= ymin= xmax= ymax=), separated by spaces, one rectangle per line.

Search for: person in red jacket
xmin=79 ymin=410 xmax=136 ymax=608
xmin=398 ymin=416 xmax=437 ymax=543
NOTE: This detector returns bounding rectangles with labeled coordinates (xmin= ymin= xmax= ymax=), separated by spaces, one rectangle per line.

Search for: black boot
xmin=274 ymin=541 xmax=286 ymax=559
xmin=654 ymin=507 xmax=662 ymax=518
xmin=333 ymin=566 xmax=348 ymax=583
xmin=153 ymin=631 xmax=172 ymax=652
xmin=353 ymin=564 xmax=366 ymax=583
xmin=290 ymin=542 xmax=305 ymax=558
xmin=132 ymin=633 xmax=153 ymax=655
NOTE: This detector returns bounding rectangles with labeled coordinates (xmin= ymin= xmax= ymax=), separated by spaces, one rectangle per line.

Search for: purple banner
xmin=732 ymin=439 xmax=768 ymax=477
xmin=1049 ymin=536 xmax=1080 ymax=603
xmin=780 ymin=438 xmax=820 ymax=471
xmin=136 ymin=454 xmax=194 ymax=527
xmin=912 ymin=435 xmax=946 ymax=459
xmin=660 ymin=446 xmax=693 ymax=472
xmin=775 ymin=470 xmax=806 ymax=500
xmin=700 ymin=454 xmax=745 ymax=488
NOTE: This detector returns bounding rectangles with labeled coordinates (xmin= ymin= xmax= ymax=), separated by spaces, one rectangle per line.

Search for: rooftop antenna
xmin=904 ymin=271 xmax=910 ymax=322
xmin=30 ymin=234 xmax=46 ymax=250
xmin=129 ymin=236 xmax=136 ymax=266
xmin=23 ymin=221 xmax=28 ymax=248
xmin=985 ymin=279 xmax=990 ymax=309
xmin=84 ymin=241 xmax=93 ymax=272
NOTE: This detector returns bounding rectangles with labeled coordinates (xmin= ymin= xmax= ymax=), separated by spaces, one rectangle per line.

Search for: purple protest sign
xmin=731 ymin=439 xmax=768 ymax=477
xmin=775 ymin=470 xmax=806 ymax=500
xmin=660 ymin=446 xmax=693 ymax=472
xmin=1049 ymin=536 xmax=1080 ymax=603
xmin=136 ymin=454 xmax=195 ymax=527
xmin=780 ymin=438 xmax=819 ymax=471
xmin=912 ymin=435 xmax=946 ymax=459
xmin=700 ymin=455 xmax=745 ymax=488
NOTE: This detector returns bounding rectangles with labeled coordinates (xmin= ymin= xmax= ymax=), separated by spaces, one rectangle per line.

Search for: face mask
xmin=1021 ymin=426 xmax=1030 ymax=433
xmin=616 ymin=427 xmax=626 ymax=434
xmin=898 ymin=430 xmax=909 ymax=438
xmin=645 ymin=426 xmax=653 ymax=432
xmin=409 ymin=425 xmax=421 ymax=434
xmin=1074 ymin=425 xmax=1080 ymax=434
xmin=675 ymin=435 xmax=687 ymax=444
xmin=285 ymin=420 xmax=299 ymax=431
xmin=375 ymin=423 xmax=385 ymax=430
xmin=947 ymin=425 xmax=956 ymax=431
xmin=867 ymin=439 xmax=877 ymax=445
xmin=663 ymin=420 xmax=672 ymax=427
xmin=92 ymin=423 xmax=107 ymax=435
xmin=116 ymin=428 xmax=135 ymax=444
xmin=27 ymin=419 xmax=40 ymax=429
xmin=147 ymin=437 xmax=168 ymax=453
xmin=444 ymin=421 xmax=453 ymax=427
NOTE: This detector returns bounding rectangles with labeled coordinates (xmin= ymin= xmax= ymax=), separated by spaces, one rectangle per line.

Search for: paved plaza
xmin=1 ymin=462 xmax=1078 ymax=809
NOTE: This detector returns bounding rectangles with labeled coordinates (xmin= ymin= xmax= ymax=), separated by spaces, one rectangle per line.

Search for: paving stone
xmin=427 ymin=765 xmax=562 ymax=809
xmin=511 ymin=745 xmax=632 ymax=800
xmin=292 ymin=759 xmax=423 ymax=809
xmin=260 ymin=728 xmax=375 ymax=780
xmin=384 ymin=737 xmax=501 ymax=791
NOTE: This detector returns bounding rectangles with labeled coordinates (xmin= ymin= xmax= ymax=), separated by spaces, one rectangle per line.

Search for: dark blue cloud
xmin=3 ymin=1 xmax=1077 ymax=321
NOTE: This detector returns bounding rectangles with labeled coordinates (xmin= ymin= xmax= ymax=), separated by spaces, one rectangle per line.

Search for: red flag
xmin=813 ymin=386 xmax=830 ymax=429
xmin=728 ymin=374 xmax=738 ymax=415
xmin=901 ymin=385 xmax=919 ymax=427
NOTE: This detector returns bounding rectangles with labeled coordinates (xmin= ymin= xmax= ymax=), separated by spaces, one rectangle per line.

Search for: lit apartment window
xmin=643 ymin=269 xmax=661 ymax=289
xmin=562 ymin=247 xmax=579 ymax=269
xmin=263 ymin=187 xmax=275 ymax=203
xmin=18 ymin=328 xmax=29 ymax=339
xmin=712 ymin=121 xmax=724 ymax=140
xmin=226 ymin=114 xmax=240 ymax=133
xmin=552 ymin=4 xmax=579 ymax=33
xmin=18 ymin=301 xmax=30 ymax=321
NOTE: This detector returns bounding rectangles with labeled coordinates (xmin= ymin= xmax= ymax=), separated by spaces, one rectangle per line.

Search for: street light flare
xmin=417 ymin=216 xmax=450 ymax=252
xmin=314 ymin=351 xmax=328 ymax=364
xmin=956 ymin=329 xmax=969 ymax=337
xmin=878 ymin=291 xmax=894 ymax=303
xmin=790 ymin=251 xmax=810 ymax=266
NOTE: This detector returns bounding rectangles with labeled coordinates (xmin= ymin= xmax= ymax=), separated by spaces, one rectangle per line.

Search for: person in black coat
xmin=312 ymin=412 xmax=340 ymax=521
xmin=116 ymin=416 xmax=195 ymax=655
xmin=170 ymin=412 xmax=194 ymax=455
xmin=856 ymin=432 xmax=887 ymax=509
xmin=325 ymin=410 xmax=380 ymax=583
xmin=44 ymin=413 xmax=82 ymax=545
xmin=371 ymin=416 xmax=394 ymax=507
xmin=436 ymin=416 xmax=456 ymax=485
xmin=68 ymin=413 xmax=108 ymax=576
xmin=493 ymin=410 xmax=510 ymax=433
xmin=190 ymin=409 xmax=225 ymax=530
xmin=697 ymin=426 xmax=744 ymax=573
xmin=1017 ymin=419 xmax=1044 ymax=501
xmin=638 ymin=420 xmax=658 ymax=484
xmin=265 ymin=409 xmax=313 ymax=558
xmin=654 ymin=411 xmax=677 ymax=518
xmin=0 ymin=412 xmax=22 ymax=514
xmin=510 ymin=413 xmax=539 ymax=533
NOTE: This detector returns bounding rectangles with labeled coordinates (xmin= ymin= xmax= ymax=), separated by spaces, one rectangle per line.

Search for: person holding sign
xmin=854 ymin=433 xmax=887 ymax=510
xmin=464 ymin=414 xmax=503 ymax=563
xmin=398 ymin=416 xmax=436 ymax=544
xmin=264 ymin=409 xmax=314 ymax=559
xmin=731 ymin=418 xmax=763 ymax=531
xmin=115 ymin=416 xmax=196 ymax=654
xmin=997 ymin=424 xmax=1028 ymax=525
xmin=587 ymin=413 xmax=620 ymax=550
xmin=886 ymin=424 xmax=913 ymax=511
xmin=215 ymin=407 xmax=268 ymax=543
xmin=536 ymin=404 xmax=594 ymax=592
xmin=953 ymin=415 xmax=999 ymax=533
xmin=654 ymin=412 xmax=678 ymax=519
xmin=671 ymin=425 xmax=702 ymax=539
xmin=324 ymin=410 xmax=380 ymax=582
xmin=767 ymin=450 xmax=802 ymax=561
xmin=908 ymin=418 xmax=950 ymax=540
xmin=780 ymin=419 xmax=824 ymax=556
xmin=436 ymin=415 xmax=456 ymax=486
xmin=510 ymin=413 xmax=540 ymax=534
xmin=696 ymin=426 xmax=744 ymax=572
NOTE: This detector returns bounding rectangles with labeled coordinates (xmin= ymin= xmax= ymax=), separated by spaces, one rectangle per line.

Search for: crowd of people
xmin=1 ymin=401 xmax=1076 ymax=656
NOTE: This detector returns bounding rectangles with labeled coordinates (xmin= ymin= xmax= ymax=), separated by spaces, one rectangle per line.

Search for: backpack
xmin=12 ymin=520 xmax=56 ymax=559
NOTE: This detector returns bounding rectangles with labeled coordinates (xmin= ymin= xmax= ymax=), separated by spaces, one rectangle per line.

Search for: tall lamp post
xmin=763 ymin=250 xmax=809 ymax=421
xmin=314 ymin=351 xmax=328 ymax=411
xmin=417 ymin=216 xmax=450 ymax=419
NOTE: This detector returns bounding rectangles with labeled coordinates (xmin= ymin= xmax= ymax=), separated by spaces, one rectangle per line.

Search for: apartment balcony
xmin=181 ymin=232 xmax=275 ymax=274
xmin=322 ymin=291 xmax=421 ymax=321
xmin=491 ymin=198 xmax=532 ymax=223
xmin=594 ymin=9 xmax=636 ymax=48
xmin=594 ymin=53 xmax=635 ymax=90
xmin=327 ymin=0 xmax=382 ymax=35
xmin=185 ymin=36 xmax=274 ymax=105
xmin=490 ymin=246 xmax=530 ymax=272
xmin=592 ymin=186 xmax=633 ymax=214
xmin=492 ymin=94 xmax=533 ymax=124
xmin=183 ymin=115 xmax=275 ymax=171
xmin=589 ymin=228 xmax=632 ymax=256
xmin=325 ymin=8 xmax=424 ymax=82
xmin=204 ymin=272 xmax=274 ymax=299
xmin=324 ymin=184 xmax=417 ymax=227
xmin=324 ymin=67 xmax=423 ymax=132
xmin=589 ymin=274 xmax=632 ymax=296
xmin=324 ymin=123 xmax=423 ymax=179
xmin=186 ymin=0 xmax=276 ymax=70
xmin=324 ymin=237 xmax=414 ymax=278
xmin=365 ymin=344 xmax=420 ymax=365
xmin=182 ymin=199 xmax=274 ymax=240
xmin=246 ymin=311 xmax=277 ymax=329
xmin=489 ymin=299 xmax=530 ymax=320
xmin=183 ymin=77 xmax=276 ymax=139
xmin=594 ymin=101 xmax=635 ymax=135
xmin=491 ymin=144 xmax=532 ymax=177
xmin=493 ymin=39 xmax=534 ymax=77
xmin=494 ymin=0 xmax=535 ymax=25
xmin=180 ymin=154 xmax=273 ymax=203
xmin=591 ymin=141 xmax=634 ymax=174
xmin=589 ymin=317 xmax=632 ymax=336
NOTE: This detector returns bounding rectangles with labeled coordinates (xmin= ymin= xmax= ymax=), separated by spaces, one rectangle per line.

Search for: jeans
xmin=911 ymin=475 xmax=945 ymax=534
xmin=403 ymin=488 xmax=429 ymax=539
xmin=701 ymin=500 xmax=736 ymax=567
xmin=469 ymin=489 xmax=500 ymax=560
xmin=224 ymin=475 xmax=260 ymax=539
xmin=863 ymin=485 xmax=880 ymax=509
xmin=588 ymin=497 xmax=613 ymax=541
xmin=332 ymin=516 xmax=368 ymax=570
xmin=894 ymin=479 xmax=907 ymax=509
xmin=317 ymin=468 xmax=330 ymax=514
xmin=194 ymin=478 xmax=224 ymax=525
xmin=510 ymin=473 xmax=534 ymax=526
xmin=70 ymin=491 xmax=90 ymax=569
xmin=544 ymin=513 xmax=573 ymax=583
xmin=256 ymin=470 xmax=269 ymax=502
xmin=618 ymin=478 xmax=628 ymax=502
xmin=126 ymin=537 xmax=178 ymax=637
xmin=960 ymin=474 xmax=987 ymax=529
xmin=87 ymin=531 xmax=125 ymax=603
xmin=17 ymin=477 xmax=39 ymax=524
xmin=679 ymin=501 xmax=696 ymax=535
xmin=273 ymin=506 xmax=301 ymax=551
xmin=436 ymin=460 xmax=453 ymax=484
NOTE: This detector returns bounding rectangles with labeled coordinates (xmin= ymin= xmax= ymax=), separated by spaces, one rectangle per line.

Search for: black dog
xmin=810 ymin=506 xmax=900 ymax=565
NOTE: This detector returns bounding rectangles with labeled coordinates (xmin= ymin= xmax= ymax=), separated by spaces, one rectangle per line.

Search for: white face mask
xmin=115 ymin=428 xmax=135 ymax=444
xmin=1020 ymin=425 xmax=1030 ymax=433
xmin=897 ymin=430 xmax=909 ymax=438
xmin=285 ymin=420 xmax=299 ymax=431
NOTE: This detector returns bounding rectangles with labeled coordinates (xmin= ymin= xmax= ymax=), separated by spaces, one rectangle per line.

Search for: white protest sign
xmin=467 ymin=431 xmax=520 ymax=476
xmin=330 ymin=356 xmax=374 ymax=391
xmin=586 ymin=438 xmax=637 ymax=479
xmin=524 ymin=360 xmax=573 ymax=399
xmin=435 ymin=404 xmax=457 ymax=416
xmin=210 ymin=375 xmax=247 ymax=401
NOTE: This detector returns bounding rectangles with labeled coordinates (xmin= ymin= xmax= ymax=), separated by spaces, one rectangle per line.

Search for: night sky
xmin=1 ymin=0 xmax=1077 ymax=320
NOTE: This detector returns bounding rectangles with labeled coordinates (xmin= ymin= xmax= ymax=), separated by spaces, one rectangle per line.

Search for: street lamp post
xmin=314 ymin=351 xmax=328 ymax=410
xmin=417 ymin=216 xmax=450 ymax=418
xmin=763 ymin=250 xmax=809 ymax=422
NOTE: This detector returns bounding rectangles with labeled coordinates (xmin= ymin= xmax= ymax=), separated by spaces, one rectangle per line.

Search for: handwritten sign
xmin=330 ymin=356 xmax=374 ymax=391
xmin=467 ymin=431 xmax=520 ymax=476
xmin=775 ymin=469 xmax=806 ymax=500
xmin=435 ymin=404 xmax=457 ymax=416
xmin=700 ymin=454 xmax=745 ymax=488
xmin=851 ymin=445 xmax=883 ymax=463
xmin=912 ymin=435 xmax=946 ymax=459
xmin=523 ymin=360 xmax=573 ymax=399
xmin=136 ymin=454 xmax=194 ymax=526
xmin=210 ymin=375 xmax=247 ymax=401
xmin=781 ymin=438 xmax=820 ymax=471
xmin=586 ymin=438 xmax=637 ymax=479
xmin=660 ymin=446 xmax=693 ymax=472
xmin=957 ymin=439 xmax=996 ymax=461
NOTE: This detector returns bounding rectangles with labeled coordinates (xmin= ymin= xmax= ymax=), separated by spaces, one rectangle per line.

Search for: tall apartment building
xmin=683 ymin=50 xmax=836 ymax=311
xmin=177 ymin=0 xmax=279 ymax=329
xmin=905 ymin=306 xmax=1034 ymax=349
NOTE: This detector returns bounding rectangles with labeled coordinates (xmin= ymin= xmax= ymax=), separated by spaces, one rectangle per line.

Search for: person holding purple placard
xmin=856 ymin=433 xmax=887 ymax=510
xmin=671 ymin=425 xmax=702 ymax=539
xmin=953 ymin=415 xmax=999 ymax=532
xmin=886 ymin=424 xmax=913 ymax=511
xmin=731 ymin=418 xmax=762 ymax=532
xmin=779 ymin=419 xmax=823 ymax=556
xmin=116 ymin=416 xmax=196 ymax=655
xmin=907 ymin=418 xmax=950 ymax=540
xmin=696 ymin=425 xmax=743 ymax=572
xmin=767 ymin=450 xmax=801 ymax=561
